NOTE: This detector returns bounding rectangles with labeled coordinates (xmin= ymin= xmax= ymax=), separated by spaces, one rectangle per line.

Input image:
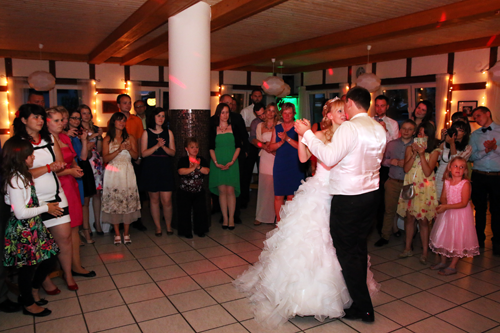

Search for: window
xmin=25 ymin=89 xmax=50 ymax=108
xmin=308 ymin=90 xmax=339 ymax=125
xmin=382 ymin=83 xmax=436 ymax=126
xmin=57 ymin=89 xmax=82 ymax=111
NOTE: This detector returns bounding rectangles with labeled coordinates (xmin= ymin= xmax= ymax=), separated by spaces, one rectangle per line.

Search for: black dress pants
xmin=177 ymin=189 xmax=208 ymax=237
xmin=471 ymin=171 xmax=500 ymax=250
xmin=330 ymin=191 xmax=377 ymax=314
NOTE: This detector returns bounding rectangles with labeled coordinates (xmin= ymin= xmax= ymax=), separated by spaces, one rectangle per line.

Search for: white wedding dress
xmin=233 ymin=161 xmax=380 ymax=327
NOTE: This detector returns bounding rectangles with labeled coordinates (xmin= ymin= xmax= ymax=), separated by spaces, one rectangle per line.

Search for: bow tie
xmin=482 ymin=126 xmax=492 ymax=133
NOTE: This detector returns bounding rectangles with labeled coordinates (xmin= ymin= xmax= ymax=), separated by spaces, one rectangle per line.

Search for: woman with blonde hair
xmin=254 ymin=103 xmax=280 ymax=225
xmin=234 ymin=98 xmax=379 ymax=326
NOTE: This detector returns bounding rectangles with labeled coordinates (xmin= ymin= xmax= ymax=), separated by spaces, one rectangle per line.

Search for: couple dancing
xmin=233 ymin=87 xmax=387 ymax=327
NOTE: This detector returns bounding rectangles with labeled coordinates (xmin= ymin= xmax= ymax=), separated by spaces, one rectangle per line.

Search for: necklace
xmin=264 ymin=122 xmax=274 ymax=131
xmin=31 ymin=134 xmax=41 ymax=145
xmin=219 ymin=124 xmax=229 ymax=133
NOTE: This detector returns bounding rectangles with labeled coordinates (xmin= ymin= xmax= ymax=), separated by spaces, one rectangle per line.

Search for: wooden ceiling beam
xmin=211 ymin=0 xmax=500 ymax=71
xmin=120 ymin=0 xmax=287 ymax=66
xmin=0 ymin=49 xmax=89 ymax=62
xmin=292 ymin=35 xmax=500 ymax=73
xmin=210 ymin=0 xmax=288 ymax=33
xmin=88 ymin=0 xmax=199 ymax=64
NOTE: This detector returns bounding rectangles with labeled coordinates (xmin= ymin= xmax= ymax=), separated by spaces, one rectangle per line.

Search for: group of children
xmin=395 ymin=115 xmax=479 ymax=275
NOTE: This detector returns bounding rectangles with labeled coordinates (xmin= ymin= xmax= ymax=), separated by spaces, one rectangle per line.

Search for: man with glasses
xmin=134 ymin=100 xmax=147 ymax=130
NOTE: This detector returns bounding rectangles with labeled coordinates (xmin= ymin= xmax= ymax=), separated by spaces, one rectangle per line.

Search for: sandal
xmin=438 ymin=267 xmax=457 ymax=276
xmin=430 ymin=262 xmax=448 ymax=270
xmin=399 ymin=250 xmax=413 ymax=258
xmin=114 ymin=235 xmax=122 ymax=245
xmin=123 ymin=234 xmax=132 ymax=245
xmin=254 ymin=220 xmax=261 ymax=226
xmin=419 ymin=255 xmax=427 ymax=265
xmin=79 ymin=229 xmax=95 ymax=244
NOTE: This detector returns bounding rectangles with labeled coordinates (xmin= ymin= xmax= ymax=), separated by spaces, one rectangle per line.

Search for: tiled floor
xmin=1 ymin=192 xmax=500 ymax=333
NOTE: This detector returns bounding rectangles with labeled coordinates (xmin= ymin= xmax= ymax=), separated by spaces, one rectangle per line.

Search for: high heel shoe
xmin=222 ymin=225 xmax=228 ymax=230
xmin=79 ymin=229 xmax=95 ymax=244
xmin=228 ymin=226 xmax=235 ymax=230
xmin=23 ymin=307 xmax=52 ymax=317
xmin=71 ymin=270 xmax=96 ymax=278
xmin=42 ymin=286 xmax=61 ymax=295
xmin=66 ymin=283 xmax=78 ymax=291
xmin=93 ymin=222 xmax=104 ymax=236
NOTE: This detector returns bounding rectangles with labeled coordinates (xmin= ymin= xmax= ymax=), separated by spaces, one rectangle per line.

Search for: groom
xmin=295 ymin=86 xmax=386 ymax=322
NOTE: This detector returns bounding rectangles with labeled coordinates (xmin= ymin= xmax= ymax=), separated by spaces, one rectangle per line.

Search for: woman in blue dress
xmin=269 ymin=103 xmax=305 ymax=222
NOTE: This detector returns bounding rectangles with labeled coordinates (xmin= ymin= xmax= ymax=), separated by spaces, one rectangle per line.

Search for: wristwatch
xmin=287 ymin=137 xmax=291 ymax=142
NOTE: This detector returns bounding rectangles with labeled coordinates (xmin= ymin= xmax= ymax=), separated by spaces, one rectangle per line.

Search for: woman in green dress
xmin=209 ymin=103 xmax=242 ymax=230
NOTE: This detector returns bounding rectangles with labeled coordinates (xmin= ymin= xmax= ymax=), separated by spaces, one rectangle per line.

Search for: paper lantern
xmin=276 ymin=84 xmax=290 ymax=97
xmin=262 ymin=76 xmax=286 ymax=96
xmin=356 ymin=73 xmax=381 ymax=93
xmin=28 ymin=71 xmax=56 ymax=91
xmin=489 ymin=61 xmax=500 ymax=85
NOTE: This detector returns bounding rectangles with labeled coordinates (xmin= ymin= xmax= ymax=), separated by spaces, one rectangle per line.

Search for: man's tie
xmin=482 ymin=126 xmax=492 ymax=133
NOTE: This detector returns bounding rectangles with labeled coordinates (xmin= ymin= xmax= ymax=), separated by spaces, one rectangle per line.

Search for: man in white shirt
xmin=295 ymin=86 xmax=386 ymax=322
xmin=240 ymin=89 xmax=263 ymax=129
xmin=373 ymin=95 xmax=400 ymax=236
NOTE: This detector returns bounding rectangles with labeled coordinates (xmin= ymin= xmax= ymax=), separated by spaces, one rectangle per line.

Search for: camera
xmin=446 ymin=127 xmax=457 ymax=138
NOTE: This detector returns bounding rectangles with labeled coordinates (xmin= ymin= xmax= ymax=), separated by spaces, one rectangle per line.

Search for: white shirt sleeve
xmin=256 ymin=123 xmax=263 ymax=142
xmin=7 ymin=177 xmax=49 ymax=220
xmin=302 ymin=124 xmax=355 ymax=167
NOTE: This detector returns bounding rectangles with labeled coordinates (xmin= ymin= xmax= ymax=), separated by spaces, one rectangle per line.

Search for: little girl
xmin=429 ymin=156 xmax=479 ymax=275
xmin=2 ymin=137 xmax=61 ymax=317
xmin=177 ymin=137 xmax=210 ymax=238
xmin=397 ymin=122 xmax=441 ymax=264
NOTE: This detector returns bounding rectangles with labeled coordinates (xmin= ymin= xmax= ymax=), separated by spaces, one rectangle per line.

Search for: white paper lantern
xmin=276 ymin=84 xmax=290 ymax=97
xmin=489 ymin=61 xmax=500 ymax=85
xmin=356 ymin=73 xmax=381 ymax=93
xmin=28 ymin=71 xmax=56 ymax=91
xmin=262 ymin=76 xmax=286 ymax=96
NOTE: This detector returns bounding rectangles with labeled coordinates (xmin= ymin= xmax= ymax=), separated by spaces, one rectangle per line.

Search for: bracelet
xmin=46 ymin=164 xmax=51 ymax=173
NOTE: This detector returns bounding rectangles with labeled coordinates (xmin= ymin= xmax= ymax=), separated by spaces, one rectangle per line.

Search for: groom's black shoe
xmin=343 ymin=308 xmax=375 ymax=322
xmin=374 ymin=238 xmax=389 ymax=247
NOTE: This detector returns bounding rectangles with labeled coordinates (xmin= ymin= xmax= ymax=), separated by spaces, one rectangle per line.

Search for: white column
xmin=168 ymin=2 xmax=211 ymax=110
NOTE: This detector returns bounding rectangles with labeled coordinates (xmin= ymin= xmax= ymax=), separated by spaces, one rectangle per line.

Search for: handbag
xmin=400 ymin=170 xmax=417 ymax=200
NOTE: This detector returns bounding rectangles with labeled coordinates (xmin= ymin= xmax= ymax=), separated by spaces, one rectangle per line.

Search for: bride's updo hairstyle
xmin=321 ymin=98 xmax=345 ymax=141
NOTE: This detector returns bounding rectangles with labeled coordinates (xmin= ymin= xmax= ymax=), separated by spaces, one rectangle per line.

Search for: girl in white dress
xmin=233 ymin=98 xmax=379 ymax=327
xmin=102 ymin=112 xmax=141 ymax=245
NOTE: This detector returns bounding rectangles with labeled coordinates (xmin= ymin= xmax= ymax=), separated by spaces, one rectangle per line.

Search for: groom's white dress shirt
xmin=302 ymin=113 xmax=386 ymax=196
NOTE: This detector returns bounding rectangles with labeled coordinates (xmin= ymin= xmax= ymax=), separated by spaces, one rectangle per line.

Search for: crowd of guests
xmin=0 ymin=88 xmax=498 ymax=317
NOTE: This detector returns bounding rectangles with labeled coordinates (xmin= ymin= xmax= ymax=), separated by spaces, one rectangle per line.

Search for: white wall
xmin=95 ymin=63 xmax=124 ymax=89
xmin=130 ymin=65 xmax=158 ymax=82
xmin=412 ymin=54 xmax=447 ymax=77
xmin=453 ymin=49 xmax=490 ymax=84
xmin=325 ymin=67 xmax=348 ymax=84
xmin=12 ymin=59 xmax=49 ymax=77
xmin=376 ymin=59 xmax=406 ymax=79
xmin=56 ymin=61 xmax=89 ymax=79
xmin=303 ymin=70 xmax=322 ymax=86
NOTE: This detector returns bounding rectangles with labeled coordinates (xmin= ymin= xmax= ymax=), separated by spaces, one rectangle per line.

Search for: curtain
xmin=435 ymin=73 xmax=450 ymax=135
xmin=486 ymin=68 xmax=500 ymax=124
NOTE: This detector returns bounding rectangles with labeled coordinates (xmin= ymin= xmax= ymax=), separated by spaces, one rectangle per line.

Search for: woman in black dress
xmin=140 ymin=107 xmax=176 ymax=236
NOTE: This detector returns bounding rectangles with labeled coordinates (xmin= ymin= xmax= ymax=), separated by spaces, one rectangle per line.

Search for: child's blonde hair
xmin=444 ymin=156 xmax=468 ymax=181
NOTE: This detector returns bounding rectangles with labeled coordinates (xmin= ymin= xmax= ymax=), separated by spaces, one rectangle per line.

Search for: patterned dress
xmin=397 ymin=150 xmax=440 ymax=221
xmin=4 ymin=185 xmax=59 ymax=268
xmin=101 ymin=139 xmax=141 ymax=224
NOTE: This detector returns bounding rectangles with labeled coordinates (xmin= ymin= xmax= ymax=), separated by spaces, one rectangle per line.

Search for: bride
xmin=233 ymin=98 xmax=379 ymax=327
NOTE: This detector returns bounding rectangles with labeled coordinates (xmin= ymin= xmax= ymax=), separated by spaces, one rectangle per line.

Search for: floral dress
xmin=397 ymin=149 xmax=440 ymax=221
xmin=101 ymin=139 xmax=141 ymax=224
xmin=4 ymin=185 xmax=59 ymax=268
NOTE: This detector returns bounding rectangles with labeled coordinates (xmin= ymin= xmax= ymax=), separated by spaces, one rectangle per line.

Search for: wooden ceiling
xmin=0 ymin=0 xmax=499 ymax=74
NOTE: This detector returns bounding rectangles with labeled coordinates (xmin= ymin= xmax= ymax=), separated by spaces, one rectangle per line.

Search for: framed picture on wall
xmin=102 ymin=100 xmax=119 ymax=114
xmin=458 ymin=100 xmax=477 ymax=121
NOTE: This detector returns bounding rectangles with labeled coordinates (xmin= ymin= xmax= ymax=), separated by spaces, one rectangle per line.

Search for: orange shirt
xmin=126 ymin=114 xmax=144 ymax=141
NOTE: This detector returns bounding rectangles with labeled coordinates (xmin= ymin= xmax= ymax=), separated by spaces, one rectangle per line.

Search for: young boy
xmin=375 ymin=119 xmax=417 ymax=247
